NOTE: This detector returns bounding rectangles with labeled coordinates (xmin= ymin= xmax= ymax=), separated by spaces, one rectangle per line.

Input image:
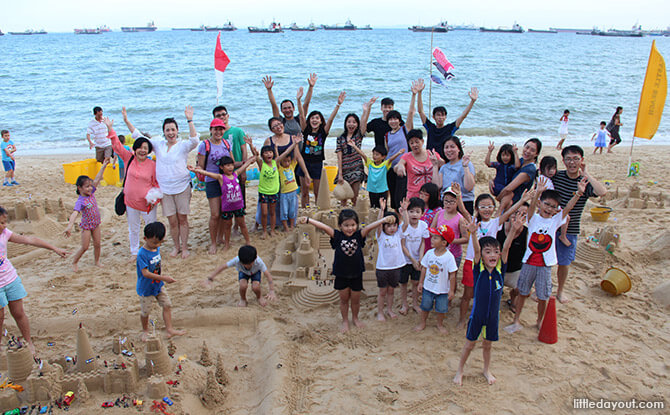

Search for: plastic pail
xmin=601 ymin=267 xmax=631 ymax=296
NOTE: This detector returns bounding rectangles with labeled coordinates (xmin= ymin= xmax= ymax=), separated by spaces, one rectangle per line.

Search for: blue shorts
xmin=279 ymin=189 xmax=298 ymax=221
xmin=205 ymin=180 xmax=222 ymax=199
xmin=556 ymin=232 xmax=578 ymax=266
xmin=2 ymin=160 xmax=15 ymax=172
xmin=0 ymin=277 xmax=28 ymax=308
xmin=238 ymin=271 xmax=261 ymax=283
xmin=297 ymin=161 xmax=323 ymax=180
xmin=420 ymin=289 xmax=449 ymax=313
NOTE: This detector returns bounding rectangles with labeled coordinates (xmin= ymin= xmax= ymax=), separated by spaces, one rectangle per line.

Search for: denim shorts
xmin=420 ymin=289 xmax=449 ymax=313
xmin=239 ymin=270 xmax=261 ymax=282
xmin=556 ymin=232 xmax=578 ymax=266
xmin=279 ymin=189 xmax=299 ymax=221
xmin=2 ymin=160 xmax=15 ymax=172
xmin=0 ymin=276 xmax=28 ymax=308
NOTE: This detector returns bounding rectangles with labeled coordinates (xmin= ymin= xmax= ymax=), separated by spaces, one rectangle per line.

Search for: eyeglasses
xmin=443 ymin=200 xmax=456 ymax=205
xmin=541 ymin=200 xmax=559 ymax=209
xmin=270 ymin=123 xmax=282 ymax=129
xmin=564 ymin=157 xmax=582 ymax=163
xmin=215 ymin=112 xmax=229 ymax=118
xmin=478 ymin=205 xmax=495 ymax=210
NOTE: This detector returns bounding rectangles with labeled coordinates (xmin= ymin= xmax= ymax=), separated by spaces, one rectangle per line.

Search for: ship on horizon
xmin=121 ymin=21 xmax=157 ymax=32
xmin=409 ymin=21 xmax=449 ymax=33
xmin=289 ymin=23 xmax=317 ymax=31
xmin=248 ymin=22 xmax=283 ymax=33
xmin=322 ymin=19 xmax=357 ymax=30
xmin=8 ymin=29 xmax=47 ymax=35
xmin=479 ymin=23 xmax=524 ymax=33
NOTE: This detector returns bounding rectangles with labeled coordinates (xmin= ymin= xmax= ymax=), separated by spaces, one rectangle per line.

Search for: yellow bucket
xmin=601 ymin=267 xmax=631 ymax=296
xmin=98 ymin=162 xmax=119 ymax=186
xmin=590 ymin=206 xmax=612 ymax=222
xmin=82 ymin=159 xmax=99 ymax=177
xmin=308 ymin=166 xmax=339 ymax=191
xmin=62 ymin=162 xmax=82 ymax=184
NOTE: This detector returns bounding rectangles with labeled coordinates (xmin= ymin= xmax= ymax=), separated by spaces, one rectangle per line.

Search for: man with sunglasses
xmin=212 ymin=106 xmax=248 ymax=204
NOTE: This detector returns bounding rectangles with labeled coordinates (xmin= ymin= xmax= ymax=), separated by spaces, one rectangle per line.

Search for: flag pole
xmin=429 ymin=29 xmax=434 ymax=111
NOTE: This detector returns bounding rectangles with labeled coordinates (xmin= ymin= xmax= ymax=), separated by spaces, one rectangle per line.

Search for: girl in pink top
xmin=64 ymin=158 xmax=108 ymax=272
xmin=395 ymin=129 xmax=433 ymax=199
xmin=0 ymin=206 xmax=68 ymax=356
xmin=430 ymin=185 xmax=469 ymax=265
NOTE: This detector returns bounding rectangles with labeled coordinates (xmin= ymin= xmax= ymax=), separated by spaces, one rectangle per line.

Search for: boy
xmin=277 ymin=136 xmax=311 ymax=231
xmin=399 ymin=197 xmax=428 ymax=315
xmin=496 ymin=204 xmax=529 ymax=313
xmin=454 ymin=216 xmax=519 ymax=386
xmin=205 ymin=245 xmax=276 ymax=307
xmin=414 ymin=225 xmax=457 ymax=333
xmin=136 ymin=222 xmax=185 ymax=341
xmin=367 ymin=97 xmax=403 ymax=148
xmin=505 ymin=176 xmax=587 ymax=333
xmin=1 ymin=130 xmax=18 ymax=186
xmin=348 ymin=142 xmax=404 ymax=208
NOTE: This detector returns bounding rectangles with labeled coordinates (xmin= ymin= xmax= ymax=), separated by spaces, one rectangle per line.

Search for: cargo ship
xmin=479 ymin=23 xmax=524 ymax=33
xmin=121 ymin=21 xmax=157 ymax=32
xmin=74 ymin=28 xmax=101 ymax=34
xmin=289 ymin=23 xmax=317 ymax=31
xmin=322 ymin=19 xmax=356 ymax=30
xmin=9 ymin=29 xmax=47 ymax=35
xmin=409 ymin=21 xmax=449 ymax=33
xmin=248 ymin=22 xmax=283 ymax=33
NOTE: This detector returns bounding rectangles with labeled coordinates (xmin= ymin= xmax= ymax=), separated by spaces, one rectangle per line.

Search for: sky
xmin=1 ymin=0 xmax=669 ymax=32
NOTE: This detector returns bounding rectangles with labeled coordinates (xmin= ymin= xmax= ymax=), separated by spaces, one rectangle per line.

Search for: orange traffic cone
xmin=538 ymin=296 xmax=558 ymax=344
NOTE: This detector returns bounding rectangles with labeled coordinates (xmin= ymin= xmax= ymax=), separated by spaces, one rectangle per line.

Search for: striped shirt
xmin=552 ymin=170 xmax=596 ymax=235
xmin=87 ymin=119 xmax=110 ymax=148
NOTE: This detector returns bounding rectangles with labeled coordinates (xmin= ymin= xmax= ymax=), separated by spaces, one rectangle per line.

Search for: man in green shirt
xmin=213 ymin=105 xmax=248 ymax=205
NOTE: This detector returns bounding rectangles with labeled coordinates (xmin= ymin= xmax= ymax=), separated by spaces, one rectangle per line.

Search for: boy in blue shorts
xmin=2 ymin=130 xmax=18 ymax=186
xmin=205 ymin=245 xmax=276 ymax=307
xmin=136 ymin=222 xmax=185 ymax=341
xmin=454 ymin=216 xmax=519 ymax=386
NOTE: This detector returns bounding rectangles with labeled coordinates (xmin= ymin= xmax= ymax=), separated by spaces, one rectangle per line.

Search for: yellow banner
xmin=634 ymin=40 xmax=667 ymax=139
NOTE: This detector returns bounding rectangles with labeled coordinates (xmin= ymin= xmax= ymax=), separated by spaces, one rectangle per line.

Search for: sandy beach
xmin=0 ymin=143 xmax=668 ymax=414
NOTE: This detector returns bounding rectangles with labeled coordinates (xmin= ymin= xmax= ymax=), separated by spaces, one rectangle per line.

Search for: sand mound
xmin=652 ymin=281 xmax=670 ymax=309
xmin=645 ymin=231 xmax=670 ymax=261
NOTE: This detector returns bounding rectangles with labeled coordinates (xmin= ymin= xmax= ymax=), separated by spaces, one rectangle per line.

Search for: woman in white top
xmin=122 ymin=106 xmax=199 ymax=259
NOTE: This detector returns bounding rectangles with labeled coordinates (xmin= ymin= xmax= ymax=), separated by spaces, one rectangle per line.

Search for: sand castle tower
xmin=147 ymin=375 xmax=168 ymax=399
xmin=317 ymin=169 xmax=331 ymax=211
xmin=145 ymin=335 xmax=171 ymax=376
xmin=296 ymin=235 xmax=316 ymax=268
xmin=7 ymin=346 xmax=34 ymax=383
xmin=201 ymin=370 xmax=226 ymax=409
xmin=215 ymin=354 xmax=229 ymax=386
xmin=199 ymin=341 xmax=213 ymax=367
xmin=354 ymin=197 xmax=369 ymax=220
xmin=298 ymin=223 xmax=319 ymax=252
xmin=76 ymin=323 xmax=97 ymax=372
xmin=0 ymin=389 xmax=20 ymax=413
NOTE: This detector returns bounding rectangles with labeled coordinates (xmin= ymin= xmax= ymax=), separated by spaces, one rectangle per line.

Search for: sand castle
xmin=574 ymin=226 xmax=620 ymax=271
xmin=599 ymin=183 xmax=667 ymax=209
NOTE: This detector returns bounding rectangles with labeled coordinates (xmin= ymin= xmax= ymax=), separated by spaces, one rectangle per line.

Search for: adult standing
xmin=554 ymin=145 xmax=607 ymax=303
xmin=429 ymin=136 xmax=475 ymax=214
xmin=198 ymin=119 xmax=233 ymax=255
xmin=606 ymin=106 xmax=623 ymax=153
xmin=122 ymin=106 xmax=199 ymax=259
xmin=263 ymin=74 xmax=316 ymax=136
xmin=497 ymin=138 xmax=542 ymax=213
xmin=213 ymin=106 xmax=248 ymax=205
xmin=367 ymin=97 xmax=405 ymax=149
xmin=87 ymin=106 xmax=114 ymax=164
xmin=107 ymin=117 xmax=158 ymax=260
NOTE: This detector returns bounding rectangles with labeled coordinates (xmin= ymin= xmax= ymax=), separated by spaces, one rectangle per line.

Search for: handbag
xmin=115 ymin=155 xmax=134 ymax=216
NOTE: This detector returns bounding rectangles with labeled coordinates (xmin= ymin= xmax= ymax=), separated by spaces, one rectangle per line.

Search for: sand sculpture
xmin=6 ymin=199 xmax=72 ymax=223
xmin=215 ymin=354 xmax=229 ymax=386
xmin=201 ymin=370 xmax=226 ymax=409
xmin=600 ymin=184 xmax=667 ymax=209
xmin=574 ymin=226 xmax=619 ymax=271
xmin=199 ymin=341 xmax=213 ymax=367
xmin=270 ymin=169 xmax=381 ymax=309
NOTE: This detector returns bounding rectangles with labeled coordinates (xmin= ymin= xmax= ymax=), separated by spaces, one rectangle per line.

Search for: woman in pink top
xmin=394 ymin=129 xmax=433 ymax=199
xmin=107 ymin=118 xmax=159 ymax=258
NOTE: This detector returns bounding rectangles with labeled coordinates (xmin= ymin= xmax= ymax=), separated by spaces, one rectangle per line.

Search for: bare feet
xmin=258 ymin=297 xmax=267 ymax=307
xmin=559 ymin=234 xmax=572 ymax=247
xmin=140 ymin=331 xmax=149 ymax=342
xmin=352 ymin=318 xmax=365 ymax=329
xmin=376 ymin=312 xmax=386 ymax=322
xmin=237 ymin=299 xmax=248 ymax=307
xmin=413 ymin=322 xmax=426 ymax=332
xmin=456 ymin=320 xmax=467 ymax=330
xmin=72 ymin=262 xmax=79 ymax=272
xmin=413 ymin=305 xmax=422 ymax=314
xmin=436 ymin=323 xmax=448 ymax=334
xmin=483 ymin=370 xmax=496 ymax=385
xmin=27 ymin=341 xmax=37 ymax=357
xmin=166 ymin=328 xmax=186 ymax=338
xmin=504 ymin=322 xmax=523 ymax=334
xmin=169 ymin=248 xmax=180 ymax=258
xmin=385 ymin=309 xmax=398 ymax=319
xmin=453 ymin=371 xmax=463 ymax=386
xmin=222 ymin=244 xmax=230 ymax=253
xmin=557 ymin=293 xmax=571 ymax=304
xmin=208 ymin=244 xmax=217 ymax=255
xmin=340 ymin=320 xmax=350 ymax=333
xmin=181 ymin=249 xmax=190 ymax=259
xmin=398 ymin=306 xmax=408 ymax=316
xmin=260 ymin=232 xmax=267 ymax=240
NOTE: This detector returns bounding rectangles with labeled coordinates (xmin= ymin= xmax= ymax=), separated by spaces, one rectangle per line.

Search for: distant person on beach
xmin=552 ymin=145 xmax=607 ymax=303
xmin=556 ymin=109 xmax=570 ymax=150
xmin=122 ymin=106 xmax=199 ymax=259
xmin=367 ymin=98 xmax=405 ymax=149
xmin=0 ymin=205 xmax=68 ymax=356
xmin=1 ymin=130 xmax=18 ymax=186
xmin=263 ymin=73 xmax=317 ymax=136
xmin=591 ymin=121 xmax=610 ymax=154
xmin=64 ymin=158 xmax=108 ymax=272
xmin=86 ymin=106 xmax=114 ymax=165
xmin=606 ymin=106 xmax=623 ymax=153
xmin=484 ymin=142 xmax=520 ymax=197
xmin=135 ymin=222 xmax=185 ymax=341
xmin=496 ymin=138 xmax=542 ymax=213
xmin=299 ymin=210 xmax=392 ymax=332
xmin=205 ymin=245 xmax=277 ymax=307
xmin=415 ymin=79 xmax=478 ymax=158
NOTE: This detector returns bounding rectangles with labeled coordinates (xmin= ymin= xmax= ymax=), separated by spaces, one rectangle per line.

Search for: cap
xmin=442 ymin=186 xmax=457 ymax=197
xmin=210 ymin=118 xmax=226 ymax=128
xmin=428 ymin=225 xmax=455 ymax=244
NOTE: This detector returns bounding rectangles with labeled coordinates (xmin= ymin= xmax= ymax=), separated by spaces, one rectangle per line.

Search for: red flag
xmin=214 ymin=32 xmax=230 ymax=72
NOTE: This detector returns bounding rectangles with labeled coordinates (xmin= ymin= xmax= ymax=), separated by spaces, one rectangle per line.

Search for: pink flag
xmin=214 ymin=32 xmax=230 ymax=100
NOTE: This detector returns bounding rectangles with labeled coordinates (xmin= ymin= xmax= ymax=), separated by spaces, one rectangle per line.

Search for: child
xmin=556 ymin=109 xmax=570 ymax=150
xmin=538 ymin=156 xmax=572 ymax=247
xmin=117 ymin=135 xmax=132 ymax=180
xmin=591 ymin=121 xmax=610 ymax=155
xmin=136 ymin=222 xmax=185 ymax=341
xmin=1 ymin=130 xmax=18 ymax=186
xmin=454 ymin=217 xmax=519 ymax=386
xmin=399 ymin=197 xmax=428 ymax=314
xmin=298 ymin=210 xmax=392 ymax=332
xmin=348 ymin=142 xmax=404 ymax=209
xmin=505 ymin=176 xmax=586 ymax=333
xmin=430 ymin=185 xmax=469 ymax=271
xmin=496 ymin=204 xmax=529 ymax=313
xmin=0 ymin=206 xmax=67 ymax=355
xmin=414 ymin=225 xmax=458 ymax=333
xmin=188 ymin=152 xmax=256 ymax=251
xmin=278 ymin=135 xmax=312 ymax=231
xmin=375 ymin=199 xmax=405 ymax=321
xmin=64 ymin=158 xmax=108 ymax=272
xmin=418 ymin=182 xmax=441 ymax=252
xmin=485 ymin=142 xmax=520 ymax=196
xmin=205 ymin=245 xmax=277 ymax=307
xmin=255 ymin=145 xmax=280 ymax=239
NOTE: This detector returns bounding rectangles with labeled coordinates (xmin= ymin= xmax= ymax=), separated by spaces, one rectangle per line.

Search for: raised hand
xmin=451 ymin=182 xmax=462 ymax=198
xmin=520 ymin=188 xmax=533 ymax=203
xmin=428 ymin=149 xmax=440 ymax=165
xmin=184 ymin=105 xmax=194 ymax=121
xmin=296 ymin=86 xmax=304 ymax=101
xmin=307 ymin=73 xmax=318 ymax=87
xmin=363 ymin=96 xmax=377 ymax=111
xmin=346 ymin=138 xmax=356 ymax=147
xmin=399 ymin=197 xmax=410 ymax=213
xmin=415 ymin=78 xmax=425 ymax=92
xmin=243 ymin=135 xmax=253 ymax=146
xmin=512 ymin=211 xmax=526 ymax=230
xmin=262 ymin=75 xmax=274 ymax=90
xmin=461 ymin=153 xmax=471 ymax=167
xmin=577 ymin=177 xmax=588 ymax=195
xmin=292 ymin=133 xmax=303 ymax=145
xmin=469 ymin=87 xmax=479 ymax=101
xmin=536 ymin=175 xmax=548 ymax=193
xmin=512 ymin=144 xmax=518 ymax=153
xmin=466 ymin=217 xmax=478 ymax=235
xmin=121 ymin=106 xmax=128 ymax=120
xmin=102 ymin=117 xmax=114 ymax=128
xmin=487 ymin=141 xmax=495 ymax=153
xmin=337 ymin=91 xmax=346 ymax=105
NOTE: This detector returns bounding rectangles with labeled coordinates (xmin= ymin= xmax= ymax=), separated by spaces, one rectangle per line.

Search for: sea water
xmin=1 ymin=29 xmax=668 ymax=154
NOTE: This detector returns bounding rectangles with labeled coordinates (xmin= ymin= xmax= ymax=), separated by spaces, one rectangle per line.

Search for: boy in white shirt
xmin=399 ymin=197 xmax=429 ymax=315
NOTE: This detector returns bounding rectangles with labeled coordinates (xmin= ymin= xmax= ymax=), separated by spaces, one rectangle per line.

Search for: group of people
xmin=556 ymin=106 xmax=624 ymax=154
xmin=0 ymin=73 xmax=609 ymax=387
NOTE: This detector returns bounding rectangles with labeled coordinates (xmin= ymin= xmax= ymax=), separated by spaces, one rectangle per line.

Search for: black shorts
xmin=609 ymin=131 xmax=621 ymax=145
xmin=259 ymin=192 xmax=279 ymax=204
xmin=205 ymin=180 xmax=222 ymax=199
xmin=297 ymin=161 xmax=323 ymax=180
xmin=368 ymin=191 xmax=388 ymax=209
xmin=333 ymin=274 xmax=363 ymax=291
xmin=376 ymin=268 xmax=401 ymax=288
xmin=400 ymin=263 xmax=421 ymax=284
xmin=221 ymin=208 xmax=245 ymax=220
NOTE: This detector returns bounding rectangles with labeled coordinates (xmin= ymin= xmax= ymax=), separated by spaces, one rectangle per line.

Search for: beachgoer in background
xmin=367 ymin=97 xmax=404 ymax=149
xmin=64 ymin=158 xmax=108 ymax=272
xmin=1 ymin=130 xmax=18 ymax=186
xmin=485 ymin=142 xmax=520 ymax=197
xmin=497 ymin=138 xmax=542 ymax=213
xmin=263 ymin=73 xmax=317 ymax=136
xmin=395 ymin=129 xmax=433 ymax=199
xmin=591 ymin=121 xmax=610 ymax=155
xmin=429 ymin=136 xmax=475 ymax=214
xmin=556 ymin=109 xmax=570 ymax=150
xmin=86 ymin=106 xmax=114 ymax=165
xmin=606 ymin=107 xmax=623 ymax=153
xmin=298 ymin=210 xmax=392 ymax=332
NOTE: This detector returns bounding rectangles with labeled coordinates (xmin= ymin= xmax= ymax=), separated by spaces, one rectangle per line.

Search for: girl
xmin=188 ymin=149 xmax=256 ymax=252
xmin=606 ymin=106 xmax=623 ymax=153
xmin=375 ymin=199 xmax=405 ymax=321
xmin=296 ymin=88 xmax=345 ymax=207
xmin=556 ymin=109 xmax=570 ymax=150
xmin=430 ymin=136 xmax=475 ymax=214
xmin=395 ymin=129 xmax=433 ymax=199
xmin=484 ymin=142 xmax=520 ymax=196
xmin=298 ymin=209 xmax=392 ymax=333
xmin=456 ymin=190 xmax=533 ymax=329
xmin=591 ymin=121 xmax=610 ymax=155
xmin=497 ymin=138 xmax=542 ymax=213
xmin=64 ymin=158 xmax=108 ymax=272
xmin=430 ymin=184 xmax=469 ymax=273
xmin=538 ymin=156 xmax=557 ymax=190
xmin=0 ymin=206 xmax=68 ymax=356
xmin=255 ymin=145 xmax=280 ymax=239
xmin=418 ymin=182 xmax=441 ymax=253
xmin=336 ymin=99 xmax=374 ymax=206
